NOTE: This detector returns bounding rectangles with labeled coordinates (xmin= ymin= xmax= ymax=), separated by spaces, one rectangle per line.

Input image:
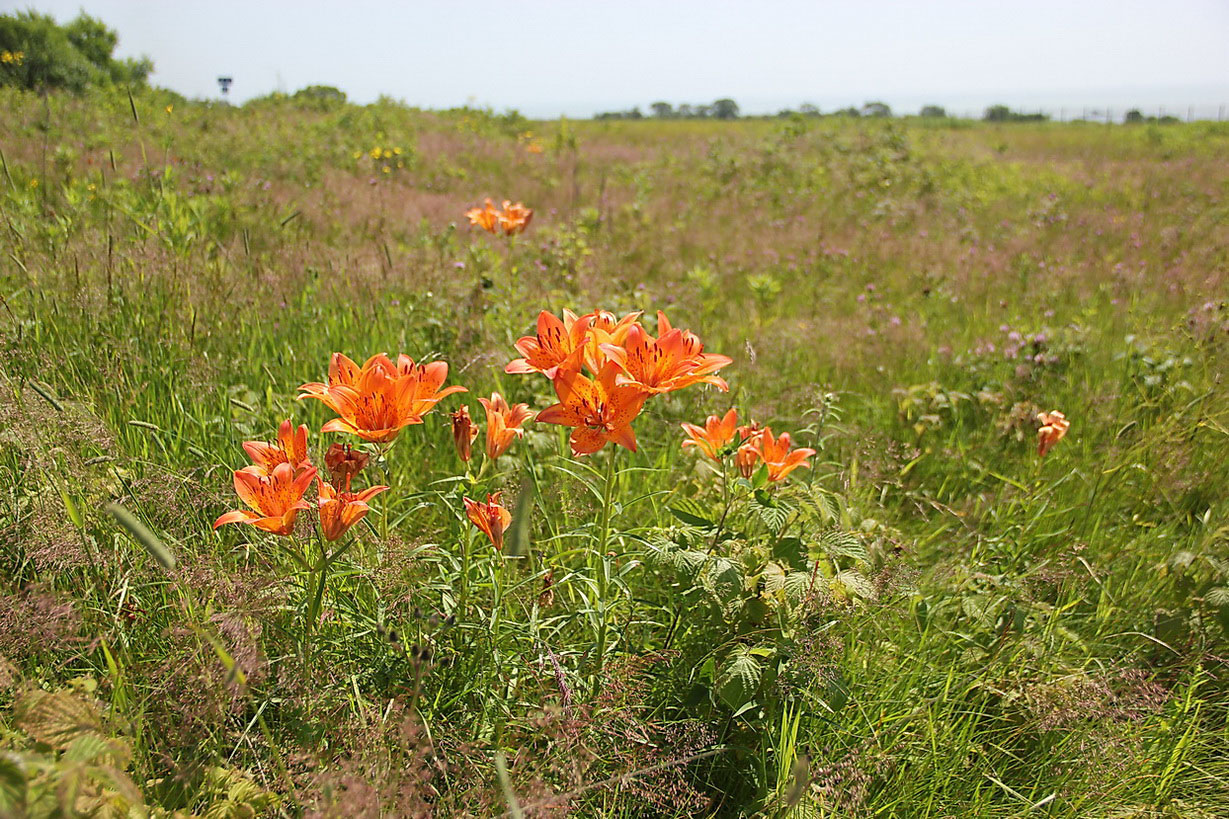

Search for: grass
xmin=0 ymin=85 xmax=1227 ymax=817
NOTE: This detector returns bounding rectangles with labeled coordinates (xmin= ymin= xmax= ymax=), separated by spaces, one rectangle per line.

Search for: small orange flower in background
xmin=505 ymin=310 xmax=594 ymax=379
xmin=735 ymin=442 xmax=759 ymax=478
xmin=537 ymin=361 xmax=649 ymax=455
xmin=1037 ymin=410 xmax=1070 ymax=457
xmin=749 ymin=428 xmax=816 ymax=482
xmin=242 ymin=418 xmax=312 ymax=473
xmin=465 ymin=492 xmax=512 ymax=551
xmin=478 ymin=392 xmax=534 ymax=460
xmin=498 ymin=201 xmax=533 ymax=235
xmin=601 ymin=312 xmax=732 ymax=394
xmin=451 ymin=406 xmax=478 ymax=462
xmin=466 ymin=199 xmax=534 ymax=235
xmin=214 ymin=463 xmax=318 ymax=536
xmin=465 ymin=198 xmax=500 ymax=233
xmin=299 ymin=353 xmax=466 ymax=443
xmin=318 ymin=480 xmax=389 ymax=541
xmin=681 ymin=408 xmax=742 ymax=461
xmin=324 ymin=442 xmax=368 ymax=488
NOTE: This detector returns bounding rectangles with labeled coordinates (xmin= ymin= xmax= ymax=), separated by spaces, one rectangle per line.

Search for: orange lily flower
xmin=242 ymin=418 xmax=312 ymax=473
xmin=735 ymin=441 xmax=759 ymax=478
xmin=464 ymin=492 xmax=512 ymax=551
xmin=749 ymin=428 xmax=816 ymax=482
xmin=299 ymin=353 xmax=466 ymax=443
xmin=601 ymin=312 xmax=732 ymax=394
xmin=498 ymin=200 xmax=533 ymax=235
xmin=1037 ymin=410 xmax=1070 ymax=457
xmin=451 ymin=406 xmax=478 ymax=462
xmin=505 ymin=309 xmax=594 ymax=379
xmin=318 ymin=480 xmax=389 ymax=541
xmin=537 ymin=361 xmax=649 ymax=455
xmin=466 ymin=198 xmax=500 ymax=233
xmin=324 ymin=442 xmax=369 ymax=488
xmin=573 ymin=308 xmax=643 ymax=372
xmin=214 ymin=462 xmax=318 ymax=536
xmin=478 ymin=392 xmax=535 ymax=460
xmin=584 ymin=309 xmax=642 ymax=343
xmin=681 ymin=408 xmax=744 ymax=461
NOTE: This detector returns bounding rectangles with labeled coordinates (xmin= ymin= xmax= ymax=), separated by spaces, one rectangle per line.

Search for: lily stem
xmin=591 ymin=447 xmax=618 ymax=695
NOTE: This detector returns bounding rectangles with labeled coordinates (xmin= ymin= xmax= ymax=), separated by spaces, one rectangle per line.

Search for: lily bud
xmin=451 ymin=406 xmax=478 ymax=462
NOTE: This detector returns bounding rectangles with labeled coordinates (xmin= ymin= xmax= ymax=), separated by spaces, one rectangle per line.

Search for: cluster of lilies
xmin=680 ymin=408 xmax=816 ymax=482
xmin=211 ymin=418 xmax=387 ymax=542
xmin=466 ymin=199 xmax=534 ymax=236
xmin=209 ymin=309 xmax=835 ymax=552
xmin=212 ymin=353 xmax=463 ymax=540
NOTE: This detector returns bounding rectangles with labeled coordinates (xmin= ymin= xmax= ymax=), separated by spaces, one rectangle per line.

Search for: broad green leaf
xmin=702 ymin=556 xmax=744 ymax=606
xmin=15 ymin=689 xmax=103 ymax=750
xmin=715 ymin=645 xmax=763 ymax=710
xmin=0 ymin=755 xmax=25 ymax=818
xmin=833 ymin=569 xmax=876 ymax=601
xmin=817 ymin=529 xmax=868 ymax=563
xmin=772 ymin=537 xmax=808 ymax=570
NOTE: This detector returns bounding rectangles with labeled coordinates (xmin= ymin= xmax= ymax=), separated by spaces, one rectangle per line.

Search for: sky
xmin=7 ymin=0 xmax=1229 ymax=118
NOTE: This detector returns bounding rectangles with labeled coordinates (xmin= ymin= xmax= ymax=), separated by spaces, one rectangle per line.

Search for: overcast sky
xmin=7 ymin=0 xmax=1229 ymax=117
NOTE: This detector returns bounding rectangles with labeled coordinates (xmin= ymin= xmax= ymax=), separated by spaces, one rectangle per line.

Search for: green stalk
xmin=591 ymin=447 xmax=618 ymax=695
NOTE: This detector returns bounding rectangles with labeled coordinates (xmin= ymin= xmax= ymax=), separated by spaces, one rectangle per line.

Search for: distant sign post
xmin=217 ymin=76 xmax=233 ymax=97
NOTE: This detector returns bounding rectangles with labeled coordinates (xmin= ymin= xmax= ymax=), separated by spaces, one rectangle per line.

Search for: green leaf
xmin=1205 ymin=587 xmax=1229 ymax=608
xmin=784 ymin=571 xmax=813 ymax=605
xmin=502 ymin=481 xmax=535 ymax=558
xmin=800 ymin=485 xmax=840 ymax=525
xmin=832 ymin=569 xmax=876 ymax=601
xmin=772 ymin=536 xmax=808 ymax=570
xmin=63 ymin=733 xmax=130 ymax=769
xmin=15 ymin=689 xmax=103 ymax=750
xmin=107 ymin=503 xmax=176 ymax=570
xmin=645 ymin=540 xmax=709 ymax=585
xmin=817 ymin=529 xmax=868 ymax=563
xmin=702 ymin=556 xmax=744 ymax=606
xmin=58 ymin=483 xmax=84 ymax=529
xmin=668 ymin=503 xmax=717 ymax=529
xmin=715 ymin=645 xmax=763 ymax=710
xmin=0 ymin=755 xmax=25 ymax=818
xmin=754 ymin=491 xmax=792 ymax=533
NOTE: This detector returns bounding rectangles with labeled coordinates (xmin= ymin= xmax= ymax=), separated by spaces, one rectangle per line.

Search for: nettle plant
xmin=647 ymin=406 xmax=890 ymax=715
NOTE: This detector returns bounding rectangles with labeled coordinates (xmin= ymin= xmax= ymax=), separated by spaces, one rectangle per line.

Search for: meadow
xmin=0 ymin=86 xmax=1227 ymax=817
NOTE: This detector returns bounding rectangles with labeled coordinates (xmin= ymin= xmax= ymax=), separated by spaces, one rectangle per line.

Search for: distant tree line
xmin=596 ymin=98 xmax=741 ymax=120
xmin=0 ymin=10 xmax=151 ymax=92
xmin=1123 ymin=109 xmax=1181 ymax=125
xmin=982 ymin=104 xmax=1048 ymax=122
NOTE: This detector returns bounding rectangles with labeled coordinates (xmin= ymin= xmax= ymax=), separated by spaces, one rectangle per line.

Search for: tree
xmin=0 ymin=10 xmax=150 ymax=91
xmin=650 ymin=101 xmax=674 ymax=118
xmin=799 ymin=102 xmax=820 ymax=117
xmin=984 ymin=104 xmax=1011 ymax=122
xmin=919 ymin=105 xmax=947 ymax=118
xmin=861 ymin=100 xmax=892 ymax=118
xmin=1124 ymin=109 xmax=1144 ymax=124
xmin=712 ymin=98 xmax=739 ymax=119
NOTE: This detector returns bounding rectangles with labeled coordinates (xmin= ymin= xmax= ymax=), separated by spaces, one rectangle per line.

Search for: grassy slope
xmin=1 ymin=88 xmax=1227 ymax=816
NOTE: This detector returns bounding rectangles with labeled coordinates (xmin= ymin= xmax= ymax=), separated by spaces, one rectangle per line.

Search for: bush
xmin=0 ymin=10 xmax=150 ymax=92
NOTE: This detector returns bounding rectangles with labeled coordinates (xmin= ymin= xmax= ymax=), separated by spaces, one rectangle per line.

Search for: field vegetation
xmin=1 ymin=85 xmax=1227 ymax=816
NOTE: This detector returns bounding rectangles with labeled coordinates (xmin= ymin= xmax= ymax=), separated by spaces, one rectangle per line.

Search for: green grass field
xmin=1 ymin=87 xmax=1227 ymax=817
